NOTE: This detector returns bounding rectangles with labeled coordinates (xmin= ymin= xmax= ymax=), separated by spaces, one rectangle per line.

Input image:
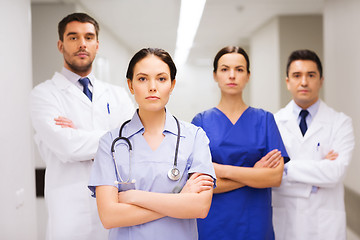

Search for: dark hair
xmin=286 ymin=49 xmax=323 ymax=78
xmin=126 ymin=48 xmax=177 ymax=81
xmin=58 ymin=13 xmax=99 ymax=41
xmin=213 ymin=46 xmax=250 ymax=73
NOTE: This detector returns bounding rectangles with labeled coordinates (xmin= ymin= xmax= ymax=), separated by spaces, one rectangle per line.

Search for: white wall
xmin=278 ymin=15 xmax=323 ymax=107
xmin=0 ymin=0 xmax=37 ymax=239
xmin=323 ymin=3 xmax=360 ymax=237
xmin=323 ymin=0 xmax=360 ymax=195
xmin=249 ymin=15 xmax=323 ymax=113
xmin=167 ymin=64 xmax=219 ymax=122
xmin=250 ymin=18 xmax=281 ymax=113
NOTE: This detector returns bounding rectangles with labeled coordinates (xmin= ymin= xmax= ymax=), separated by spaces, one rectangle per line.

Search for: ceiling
xmin=31 ymin=0 xmax=324 ymax=66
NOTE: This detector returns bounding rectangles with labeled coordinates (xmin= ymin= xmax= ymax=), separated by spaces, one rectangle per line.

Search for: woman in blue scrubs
xmin=192 ymin=46 xmax=290 ymax=240
xmin=88 ymin=48 xmax=216 ymax=240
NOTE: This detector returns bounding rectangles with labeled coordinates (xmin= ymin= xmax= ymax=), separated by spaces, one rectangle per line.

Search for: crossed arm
xmin=213 ymin=149 xmax=284 ymax=194
xmin=96 ymin=173 xmax=214 ymax=229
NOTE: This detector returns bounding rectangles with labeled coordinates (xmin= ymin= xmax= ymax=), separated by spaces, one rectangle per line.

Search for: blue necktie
xmin=78 ymin=77 xmax=92 ymax=101
xmin=299 ymin=109 xmax=309 ymax=136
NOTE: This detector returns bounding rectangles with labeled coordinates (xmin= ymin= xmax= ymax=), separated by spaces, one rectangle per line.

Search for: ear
xmin=246 ymin=72 xmax=251 ymax=83
xmin=285 ymin=77 xmax=290 ymax=90
xmin=57 ymin=40 xmax=63 ymax=53
xmin=95 ymin=40 xmax=99 ymax=53
xmin=320 ymin=76 xmax=324 ymax=87
xmin=127 ymin=79 xmax=134 ymax=95
xmin=170 ymin=79 xmax=176 ymax=94
xmin=213 ymin=72 xmax=218 ymax=82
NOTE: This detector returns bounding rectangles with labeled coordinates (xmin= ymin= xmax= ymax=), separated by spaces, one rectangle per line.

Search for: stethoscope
xmin=111 ymin=115 xmax=182 ymax=186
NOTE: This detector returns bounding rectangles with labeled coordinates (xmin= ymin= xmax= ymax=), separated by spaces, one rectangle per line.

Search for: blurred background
xmin=1 ymin=0 xmax=359 ymax=239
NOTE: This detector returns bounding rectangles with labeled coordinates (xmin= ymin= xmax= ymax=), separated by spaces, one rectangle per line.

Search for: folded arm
xmin=96 ymin=173 xmax=214 ymax=229
xmin=286 ymin=117 xmax=354 ymax=188
xmin=215 ymin=150 xmax=284 ymax=190
xmin=30 ymin=87 xmax=106 ymax=162
xmin=119 ymin=174 xmax=213 ymax=219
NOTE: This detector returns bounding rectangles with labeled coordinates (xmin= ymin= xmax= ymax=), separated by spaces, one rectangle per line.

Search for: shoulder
xmin=99 ymin=127 xmax=120 ymax=145
xmin=192 ymin=108 xmax=219 ymax=126
xmin=30 ymin=74 xmax=62 ymax=102
xmin=274 ymin=102 xmax=293 ymax=122
xmin=179 ymin=120 xmax=208 ymax=140
xmin=31 ymin=75 xmax=57 ymax=93
xmin=319 ymin=101 xmax=352 ymax=126
xmin=247 ymin=107 xmax=275 ymax=122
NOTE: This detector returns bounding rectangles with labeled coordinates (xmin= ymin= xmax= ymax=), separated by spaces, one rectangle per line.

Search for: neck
xmin=295 ymin=98 xmax=319 ymax=110
xmin=64 ymin=65 xmax=92 ymax=77
xmin=138 ymin=108 xmax=166 ymax=135
xmin=217 ymin=93 xmax=247 ymax=113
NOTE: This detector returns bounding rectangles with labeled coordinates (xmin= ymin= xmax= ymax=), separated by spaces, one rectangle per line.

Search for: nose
xmin=79 ymin=37 xmax=86 ymax=49
xmin=300 ymin=76 xmax=308 ymax=86
xmin=149 ymin=79 xmax=157 ymax=92
xmin=229 ymin=69 xmax=235 ymax=79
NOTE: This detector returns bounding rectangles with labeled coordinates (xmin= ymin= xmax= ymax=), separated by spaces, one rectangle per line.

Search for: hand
xmin=181 ymin=173 xmax=214 ymax=194
xmin=325 ymin=150 xmax=338 ymax=160
xmin=54 ymin=116 xmax=76 ymax=129
xmin=254 ymin=149 xmax=281 ymax=168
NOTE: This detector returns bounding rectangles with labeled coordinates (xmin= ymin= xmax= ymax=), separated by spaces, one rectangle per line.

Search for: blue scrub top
xmin=89 ymin=110 xmax=216 ymax=240
xmin=192 ymin=107 xmax=289 ymax=240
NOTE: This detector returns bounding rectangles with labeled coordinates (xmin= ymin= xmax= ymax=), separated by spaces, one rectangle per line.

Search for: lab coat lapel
xmin=92 ymin=78 xmax=108 ymax=103
xmin=303 ymin=101 xmax=327 ymax=139
xmin=52 ymin=72 xmax=92 ymax=107
xmin=279 ymin=102 xmax=303 ymax=139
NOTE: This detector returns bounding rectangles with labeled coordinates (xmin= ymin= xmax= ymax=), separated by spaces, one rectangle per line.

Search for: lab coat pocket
xmin=273 ymin=207 xmax=286 ymax=240
xmin=317 ymin=209 xmax=346 ymax=240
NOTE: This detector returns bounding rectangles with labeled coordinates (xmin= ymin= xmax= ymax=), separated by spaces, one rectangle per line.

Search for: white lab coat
xmin=30 ymin=72 xmax=134 ymax=240
xmin=272 ymin=100 xmax=354 ymax=240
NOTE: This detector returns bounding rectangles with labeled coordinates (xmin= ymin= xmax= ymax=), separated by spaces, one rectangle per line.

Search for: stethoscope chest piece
xmin=168 ymin=167 xmax=181 ymax=181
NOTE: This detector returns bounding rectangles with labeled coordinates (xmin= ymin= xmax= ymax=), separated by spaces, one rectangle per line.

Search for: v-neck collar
xmin=123 ymin=109 xmax=184 ymax=138
xmin=213 ymin=106 xmax=251 ymax=126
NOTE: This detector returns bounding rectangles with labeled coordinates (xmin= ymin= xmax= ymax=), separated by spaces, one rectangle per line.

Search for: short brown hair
xmin=58 ymin=12 xmax=99 ymax=41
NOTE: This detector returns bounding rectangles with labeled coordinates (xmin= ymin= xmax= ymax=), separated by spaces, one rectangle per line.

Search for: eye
xmin=237 ymin=68 xmax=244 ymax=72
xmin=138 ymin=77 xmax=146 ymax=82
xmin=220 ymin=68 xmax=228 ymax=72
xmin=159 ymin=77 xmax=167 ymax=82
xmin=70 ymin=37 xmax=77 ymax=40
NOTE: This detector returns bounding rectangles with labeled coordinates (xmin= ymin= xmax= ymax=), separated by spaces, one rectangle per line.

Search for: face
xmin=214 ymin=53 xmax=250 ymax=95
xmin=286 ymin=60 xmax=323 ymax=109
xmin=127 ymin=55 xmax=175 ymax=113
xmin=57 ymin=21 xmax=99 ymax=76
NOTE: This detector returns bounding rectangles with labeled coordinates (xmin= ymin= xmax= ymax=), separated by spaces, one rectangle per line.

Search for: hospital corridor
xmin=1 ymin=0 xmax=360 ymax=239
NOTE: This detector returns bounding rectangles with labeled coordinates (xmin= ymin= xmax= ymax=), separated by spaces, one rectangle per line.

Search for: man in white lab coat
xmin=30 ymin=13 xmax=134 ymax=240
xmin=272 ymin=49 xmax=354 ymax=240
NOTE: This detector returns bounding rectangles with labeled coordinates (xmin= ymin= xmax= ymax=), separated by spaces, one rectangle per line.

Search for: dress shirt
xmin=61 ymin=67 xmax=94 ymax=92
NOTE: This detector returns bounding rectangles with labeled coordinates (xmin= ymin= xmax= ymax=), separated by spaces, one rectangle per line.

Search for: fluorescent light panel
xmin=174 ymin=0 xmax=206 ymax=66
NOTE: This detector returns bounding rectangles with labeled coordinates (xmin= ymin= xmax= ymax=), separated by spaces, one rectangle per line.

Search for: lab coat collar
xmin=123 ymin=109 xmax=184 ymax=138
xmin=51 ymin=72 xmax=108 ymax=105
xmin=278 ymin=99 xmax=329 ymax=140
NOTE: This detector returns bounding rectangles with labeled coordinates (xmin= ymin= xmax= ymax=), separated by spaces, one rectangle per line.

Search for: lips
xmin=298 ymin=89 xmax=309 ymax=93
xmin=75 ymin=51 xmax=89 ymax=57
xmin=227 ymin=83 xmax=237 ymax=87
xmin=146 ymin=96 xmax=160 ymax=100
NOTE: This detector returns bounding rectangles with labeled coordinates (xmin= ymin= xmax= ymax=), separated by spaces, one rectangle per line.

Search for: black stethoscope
xmin=110 ymin=115 xmax=182 ymax=186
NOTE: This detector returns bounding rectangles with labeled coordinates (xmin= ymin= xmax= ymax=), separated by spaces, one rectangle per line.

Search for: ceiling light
xmin=174 ymin=0 xmax=206 ymax=66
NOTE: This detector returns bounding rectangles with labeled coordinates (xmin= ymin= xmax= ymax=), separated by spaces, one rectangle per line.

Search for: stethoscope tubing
xmin=111 ymin=115 xmax=181 ymax=185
